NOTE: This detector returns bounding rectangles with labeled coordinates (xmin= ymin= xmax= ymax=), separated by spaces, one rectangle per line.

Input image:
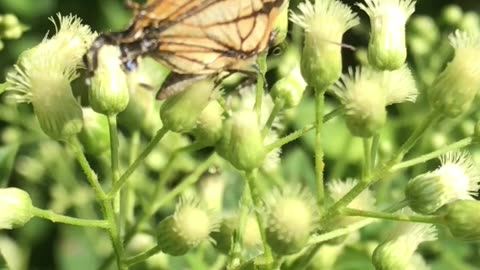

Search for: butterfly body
xmin=85 ymin=0 xmax=287 ymax=98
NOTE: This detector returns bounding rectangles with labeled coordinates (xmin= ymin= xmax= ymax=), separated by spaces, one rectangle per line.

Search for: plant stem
xmin=341 ymin=208 xmax=442 ymax=224
xmin=320 ymin=111 xmax=441 ymax=228
xmin=107 ymin=115 xmax=120 ymax=186
xmin=314 ymin=89 xmax=326 ymax=207
xmin=362 ymin=138 xmax=372 ymax=181
xmin=254 ymin=53 xmax=267 ymax=122
xmin=307 ymin=219 xmax=374 ymax=246
xmin=125 ymin=244 xmax=162 ymax=266
xmin=245 ymin=170 xmax=273 ymax=267
xmin=69 ymin=137 xmax=106 ymax=201
xmin=392 ymin=137 xmax=472 ymax=171
xmin=371 ymin=134 xmax=380 ymax=170
xmin=228 ymin=183 xmax=251 ymax=268
xmin=107 ymin=115 xmax=122 ymax=237
xmin=32 ymin=207 xmax=109 ymax=229
xmin=262 ymin=101 xmax=283 ymax=138
xmin=102 ymin=198 xmax=127 ymax=270
xmin=108 ymin=127 xmax=168 ymax=198
xmin=265 ymin=106 xmax=344 ymax=153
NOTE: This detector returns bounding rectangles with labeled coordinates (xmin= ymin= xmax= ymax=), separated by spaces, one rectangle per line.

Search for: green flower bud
xmin=333 ymin=67 xmax=386 ymax=137
xmin=428 ymin=30 xmax=480 ymax=117
xmin=216 ymin=110 xmax=266 ymax=171
xmin=406 ymin=152 xmax=479 ymax=214
xmin=459 ymin=12 xmax=480 ymax=34
xmin=160 ymin=79 xmax=215 ymax=133
xmin=211 ymin=215 xmax=261 ymax=254
xmin=5 ymin=14 xmax=96 ymax=140
xmin=0 ymin=188 xmax=34 ymax=229
xmin=409 ymin=16 xmax=440 ymax=45
xmin=271 ymin=65 xmax=307 ymax=108
xmin=89 ymin=45 xmax=130 ymax=115
xmin=358 ymin=0 xmax=416 ymax=70
xmin=192 ymin=100 xmax=224 ymax=145
xmin=210 ymin=216 xmax=236 ymax=254
xmin=157 ymin=198 xmax=217 ymax=256
xmin=290 ymin=0 xmax=359 ymax=89
xmin=372 ymin=224 xmax=437 ymax=270
xmin=78 ymin=108 xmax=110 ymax=155
xmin=333 ymin=65 xmax=418 ymax=137
xmin=439 ymin=200 xmax=480 ymax=241
xmin=265 ymin=186 xmax=317 ymax=255
xmin=441 ymin=5 xmax=463 ymax=27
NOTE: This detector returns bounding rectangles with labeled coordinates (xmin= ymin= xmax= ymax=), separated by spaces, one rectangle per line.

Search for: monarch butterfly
xmin=85 ymin=0 xmax=287 ymax=99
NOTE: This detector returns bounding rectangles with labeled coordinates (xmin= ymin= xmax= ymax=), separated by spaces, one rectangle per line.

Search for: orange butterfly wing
xmin=133 ymin=0 xmax=286 ymax=74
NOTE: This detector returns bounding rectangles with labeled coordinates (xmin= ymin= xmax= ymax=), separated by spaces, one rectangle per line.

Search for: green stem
xmin=307 ymin=219 xmax=374 ymax=246
xmin=32 ymin=207 xmax=109 ymax=229
xmin=362 ymin=138 xmax=372 ymax=181
xmin=254 ymin=53 xmax=267 ymax=122
xmin=69 ymin=137 xmax=106 ymax=201
xmin=314 ymin=89 xmax=326 ymax=207
xmin=107 ymin=115 xmax=122 ymax=236
xmin=228 ymin=183 xmax=251 ymax=268
xmin=103 ymin=199 xmax=127 ymax=270
xmin=125 ymin=244 xmax=162 ymax=266
xmin=107 ymin=115 xmax=120 ymax=185
xmin=371 ymin=134 xmax=380 ymax=170
xmin=108 ymin=127 xmax=169 ymax=198
xmin=98 ymin=153 xmax=215 ymax=270
xmin=392 ymin=137 xmax=472 ymax=171
xmin=265 ymin=106 xmax=344 ymax=153
xmin=245 ymin=170 xmax=272 ymax=267
xmin=153 ymin=154 xmax=216 ymax=212
xmin=341 ymin=208 xmax=442 ymax=224
xmin=320 ymin=111 xmax=441 ymax=228
xmin=262 ymin=101 xmax=283 ymax=138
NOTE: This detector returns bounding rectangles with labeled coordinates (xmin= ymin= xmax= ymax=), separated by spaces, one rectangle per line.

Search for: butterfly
xmin=84 ymin=0 xmax=287 ymax=99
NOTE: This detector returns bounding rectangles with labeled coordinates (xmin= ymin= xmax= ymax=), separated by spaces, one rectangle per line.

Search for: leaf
xmin=0 ymin=145 xmax=19 ymax=188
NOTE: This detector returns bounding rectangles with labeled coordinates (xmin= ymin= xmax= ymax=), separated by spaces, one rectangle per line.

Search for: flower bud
xmin=428 ymin=30 xmax=480 ymax=117
xmin=271 ymin=65 xmax=307 ymax=108
xmin=210 ymin=216 xmax=236 ymax=254
xmin=441 ymin=5 xmax=463 ymax=27
xmin=333 ymin=67 xmax=386 ymax=137
xmin=459 ymin=12 xmax=480 ymax=34
xmin=89 ymin=45 xmax=130 ymax=115
xmin=157 ymin=198 xmax=217 ymax=256
xmin=265 ymin=186 xmax=317 ymax=255
xmin=0 ymin=14 xmax=26 ymax=40
xmin=358 ymin=0 xmax=416 ymax=70
xmin=211 ymin=215 xmax=261 ymax=254
xmin=328 ymin=179 xmax=376 ymax=227
xmin=77 ymin=108 xmax=110 ymax=155
xmin=372 ymin=224 xmax=437 ymax=270
xmin=216 ymin=110 xmax=266 ymax=171
xmin=290 ymin=0 xmax=359 ymax=90
xmin=0 ymin=188 xmax=34 ymax=229
xmin=406 ymin=151 xmax=480 ymax=214
xmin=5 ymin=15 xmax=96 ymax=140
xmin=192 ymin=100 xmax=224 ymax=145
xmin=439 ymin=200 xmax=480 ymax=241
xmin=160 ymin=79 xmax=214 ymax=133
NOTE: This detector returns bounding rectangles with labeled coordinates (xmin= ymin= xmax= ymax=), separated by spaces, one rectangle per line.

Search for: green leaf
xmin=0 ymin=145 xmax=19 ymax=188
